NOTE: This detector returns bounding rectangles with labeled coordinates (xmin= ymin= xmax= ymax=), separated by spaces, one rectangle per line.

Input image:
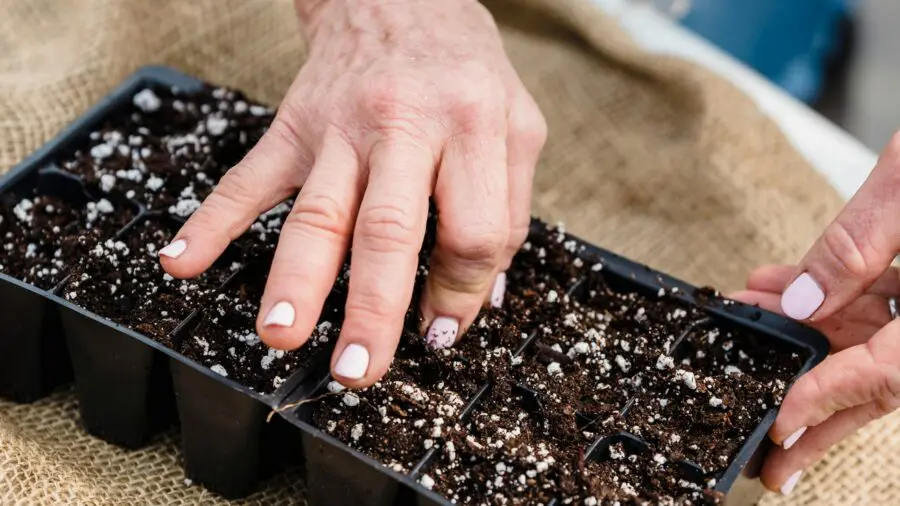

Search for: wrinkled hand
xmin=159 ymin=0 xmax=546 ymax=387
xmin=732 ymin=134 xmax=900 ymax=495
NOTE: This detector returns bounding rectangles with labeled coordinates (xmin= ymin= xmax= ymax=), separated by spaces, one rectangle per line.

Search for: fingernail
xmin=334 ymin=344 xmax=369 ymax=380
xmin=782 ymin=426 xmax=807 ymax=450
xmin=780 ymin=470 xmax=803 ymax=495
xmin=426 ymin=316 xmax=459 ymax=349
xmin=490 ymin=272 xmax=507 ymax=308
xmin=159 ymin=239 xmax=188 ymax=259
xmin=263 ymin=301 xmax=295 ymax=327
xmin=781 ymin=273 xmax=825 ymax=320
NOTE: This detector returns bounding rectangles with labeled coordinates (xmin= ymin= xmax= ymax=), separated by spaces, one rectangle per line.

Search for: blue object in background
xmin=679 ymin=0 xmax=854 ymax=103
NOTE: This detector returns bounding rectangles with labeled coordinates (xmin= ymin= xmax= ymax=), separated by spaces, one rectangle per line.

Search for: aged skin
xmin=160 ymin=0 xmax=547 ymax=389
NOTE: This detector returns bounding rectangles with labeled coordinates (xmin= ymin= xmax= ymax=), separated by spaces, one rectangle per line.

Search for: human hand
xmin=158 ymin=0 xmax=547 ymax=388
xmin=731 ymin=134 xmax=900 ymax=495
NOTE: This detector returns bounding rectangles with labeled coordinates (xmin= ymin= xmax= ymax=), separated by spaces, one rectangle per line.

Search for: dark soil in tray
xmin=0 ymin=192 xmax=133 ymax=289
xmin=312 ymin=336 xmax=479 ymax=472
xmin=63 ymin=218 xmax=235 ymax=344
xmin=304 ymin=222 xmax=802 ymax=505
xmin=425 ymin=383 xmax=585 ymax=505
xmin=58 ymin=86 xmax=273 ymax=214
xmin=181 ymin=261 xmax=342 ymax=393
xmin=582 ymin=441 xmax=722 ymax=505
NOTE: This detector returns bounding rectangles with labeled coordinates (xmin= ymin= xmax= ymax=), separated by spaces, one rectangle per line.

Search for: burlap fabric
xmin=0 ymin=0 xmax=894 ymax=504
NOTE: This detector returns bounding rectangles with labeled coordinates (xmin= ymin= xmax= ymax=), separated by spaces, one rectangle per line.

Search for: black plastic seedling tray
xmin=0 ymin=66 xmax=830 ymax=504
xmin=281 ymin=240 xmax=829 ymax=506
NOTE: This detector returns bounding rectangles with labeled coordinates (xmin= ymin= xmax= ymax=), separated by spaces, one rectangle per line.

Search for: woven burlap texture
xmin=0 ymin=0 xmax=894 ymax=504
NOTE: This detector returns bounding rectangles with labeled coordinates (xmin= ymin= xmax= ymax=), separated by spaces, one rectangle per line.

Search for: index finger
xmin=771 ymin=318 xmax=900 ymax=444
xmin=330 ymin=135 xmax=433 ymax=387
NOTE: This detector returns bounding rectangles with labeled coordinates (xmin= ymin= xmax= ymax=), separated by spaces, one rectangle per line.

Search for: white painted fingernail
xmin=780 ymin=470 xmax=803 ymax=495
xmin=782 ymin=426 xmax=807 ymax=450
xmin=334 ymin=344 xmax=369 ymax=380
xmin=781 ymin=273 xmax=825 ymax=320
xmin=426 ymin=316 xmax=459 ymax=349
xmin=159 ymin=239 xmax=187 ymax=259
xmin=490 ymin=272 xmax=506 ymax=308
xmin=263 ymin=301 xmax=295 ymax=327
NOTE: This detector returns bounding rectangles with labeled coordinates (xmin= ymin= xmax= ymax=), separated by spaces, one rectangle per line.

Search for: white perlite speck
xmin=133 ymin=89 xmax=162 ymax=112
xmin=210 ymin=364 xmax=228 ymax=377
xmin=584 ymin=498 xmax=598 ymax=506
xmin=656 ymin=354 xmax=675 ymax=370
xmin=675 ymin=369 xmax=697 ymax=390
xmin=724 ymin=365 xmax=743 ymax=377
xmin=145 ymin=176 xmax=164 ymax=191
xmin=709 ymin=396 xmax=723 ymax=408
xmin=547 ymin=362 xmax=563 ymax=376
xmin=100 ymin=174 xmax=116 ymax=192
xmin=614 ymin=355 xmax=630 ymax=373
xmin=206 ymin=116 xmax=228 ymax=136
xmin=350 ymin=423 xmax=364 ymax=442
xmin=546 ymin=290 xmax=558 ymax=303
xmin=326 ymin=381 xmax=346 ymax=393
xmin=342 ymin=393 xmax=360 ymax=407
xmin=419 ymin=474 xmax=435 ymax=490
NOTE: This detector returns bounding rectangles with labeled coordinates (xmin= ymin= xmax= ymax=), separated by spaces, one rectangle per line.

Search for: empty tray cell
xmin=57 ymin=84 xmax=273 ymax=213
xmin=579 ymin=432 xmax=720 ymax=504
xmin=60 ymin=214 xmax=235 ymax=345
xmin=180 ymin=260 xmax=341 ymax=393
xmin=0 ymin=170 xmax=135 ymax=290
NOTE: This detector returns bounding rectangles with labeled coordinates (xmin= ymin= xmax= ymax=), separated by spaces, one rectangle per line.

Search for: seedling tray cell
xmin=0 ymin=67 xmax=829 ymax=504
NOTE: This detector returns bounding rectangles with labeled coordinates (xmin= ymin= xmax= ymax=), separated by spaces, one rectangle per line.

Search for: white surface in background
xmin=590 ymin=0 xmax=877 ymax=200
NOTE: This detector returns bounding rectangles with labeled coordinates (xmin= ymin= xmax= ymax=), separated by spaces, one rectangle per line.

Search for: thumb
xmin=781 ymin=133 xmax=900 ymax=321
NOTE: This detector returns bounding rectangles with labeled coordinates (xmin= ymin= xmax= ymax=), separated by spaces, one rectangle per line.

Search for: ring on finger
xmin=889 ymin=296 xmax=900 ymax=320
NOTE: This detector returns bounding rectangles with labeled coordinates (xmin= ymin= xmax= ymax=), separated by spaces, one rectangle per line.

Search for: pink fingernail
xmin=781 ymin=273 xmax=824 ymax=320
xmin=263 ymin=301 xmax=295 ymax=327
xmin=426 ymin=317 xmax=459 ymax=349
xmin=159 ymin=239 xmax=187 ymax=259
xmin=334 ymin=344 xmax=369 ymax=380
xmin=782 ymin=426 xmax=807 ymax=450
xmin=490 ymin=272 xmax=506 ymax=308
xmin=780 ymin=470 xmax=802 ymax=495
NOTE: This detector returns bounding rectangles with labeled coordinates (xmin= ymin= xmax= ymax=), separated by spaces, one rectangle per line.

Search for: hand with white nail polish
xmin=158 ymin=0 xmax=546 ymax=388
xmin=729 ymin=134 xmax=900 ymax=495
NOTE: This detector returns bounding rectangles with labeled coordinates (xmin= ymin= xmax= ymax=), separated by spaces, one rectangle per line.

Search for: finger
xmin=746 ymin=265 xmax=795 ymax=293
xmin=749 ymin=264 xmax=900 ymax=299
xmin=160 ymin=117 xmax=311 ymax=278
xmin=780 ymin=134 xmax=900 ymax=321
xmin=770 ymin=318 xmax=900 ymax=446
xmin=490 ymin=92 xmax=546 ymax=308
xmin=256 ymin=130 xmax=361 ymax=350
xmin=422 ymin=131 xmax=509 ymax=347
xmin=330 ymin=135 xmax=432 ymax=387
xmin=761 ymin=400 xmax=899 ymax=494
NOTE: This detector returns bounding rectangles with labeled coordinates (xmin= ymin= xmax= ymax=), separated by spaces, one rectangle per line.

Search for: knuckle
xmin=284 ymin=192 xmax=352 ymax=242
xmin=357 ymin=201 xmax=421 ymax=253
xmin=450 ymin=86 xmax=504 ymax=134
xmin=820 ymin=219 xmax=873 ymax=280
xmin=360 ymin=75 xmax=418 ymax=119
xmin=443 ymin=219 xmax=508 ymax=264
xmin=345 ymin=286 xmax=397 ymax=323
xmin=511 ymin=102 xmax=548 ymax=150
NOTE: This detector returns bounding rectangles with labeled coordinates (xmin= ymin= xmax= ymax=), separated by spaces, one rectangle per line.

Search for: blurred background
xmin=655 ymin=0 xmax=895 ymax=151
